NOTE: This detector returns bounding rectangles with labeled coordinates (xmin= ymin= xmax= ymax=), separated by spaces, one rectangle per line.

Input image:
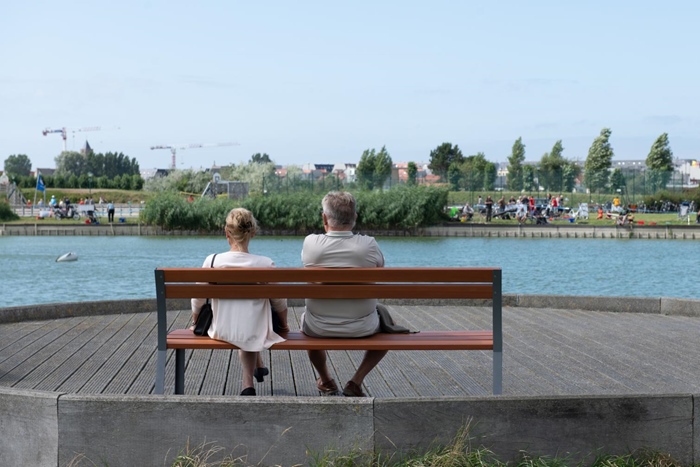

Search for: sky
xmin=2 ymin=1 xmax=699 ymax=172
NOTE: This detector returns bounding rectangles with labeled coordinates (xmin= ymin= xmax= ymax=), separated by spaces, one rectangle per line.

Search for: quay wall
xmin=3 ymin=221 xmax=700 ymax=239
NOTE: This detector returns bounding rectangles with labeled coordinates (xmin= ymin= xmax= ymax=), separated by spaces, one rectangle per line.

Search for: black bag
xmin=193 ymin=301 xmax=213 ymax=336
xmin=193 ymin=254 xmax=217 ymax=336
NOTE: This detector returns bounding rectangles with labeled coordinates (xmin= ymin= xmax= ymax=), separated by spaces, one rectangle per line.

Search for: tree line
xmin=3 ymin=151 xmax=143 ymax=190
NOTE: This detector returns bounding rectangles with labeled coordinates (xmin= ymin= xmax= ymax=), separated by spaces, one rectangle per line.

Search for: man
xmin=301 ymin=191 xmax=387 ymax=397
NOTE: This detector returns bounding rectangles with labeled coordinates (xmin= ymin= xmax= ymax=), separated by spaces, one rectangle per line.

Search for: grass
xmin=66 ymin=426 xmax=692 ymax=467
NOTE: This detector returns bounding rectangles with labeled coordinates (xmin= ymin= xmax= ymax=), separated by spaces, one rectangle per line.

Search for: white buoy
xmin=56 ymin=252 xmax=78 ymax=262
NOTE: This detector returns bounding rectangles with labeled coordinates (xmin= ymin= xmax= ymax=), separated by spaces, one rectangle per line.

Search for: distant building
xmin=140 ymin=168 xmax=170 ymax=180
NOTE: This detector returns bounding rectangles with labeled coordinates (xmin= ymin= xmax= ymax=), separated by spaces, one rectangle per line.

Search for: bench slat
xmin=166 ymin=283 xmax=494 ymax=300
xmin=167 ymin=329 xmax=494 ymax=351
xmin=160 ymin=267 xmax=499 ymax=284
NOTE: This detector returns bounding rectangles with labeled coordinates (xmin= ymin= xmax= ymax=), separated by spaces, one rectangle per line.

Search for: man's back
xmin=301 ymin=231 xmax=384 ymax=337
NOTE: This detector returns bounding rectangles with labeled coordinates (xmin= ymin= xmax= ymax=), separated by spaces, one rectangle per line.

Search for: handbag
xmin=193 ymin=254 xmax=217 ymax=336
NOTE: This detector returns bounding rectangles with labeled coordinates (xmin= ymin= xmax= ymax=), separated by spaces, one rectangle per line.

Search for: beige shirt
xmin=301 ymin=231 xmax=384 ymax=337
xmin=191 ymin=251 xmax=286 ymax=351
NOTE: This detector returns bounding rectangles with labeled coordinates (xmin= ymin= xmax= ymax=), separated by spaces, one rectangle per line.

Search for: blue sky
xmin=2 ymin=1 xmax=698 ymax=171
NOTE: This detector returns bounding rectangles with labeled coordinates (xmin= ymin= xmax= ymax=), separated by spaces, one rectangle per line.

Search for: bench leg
xmin=175 ymin=349 xmax=185 ymax=395
xmin=154 ymin=350 xmax=166 ymax=394
xmin=493 ymin=351 xmax=502 ymax=395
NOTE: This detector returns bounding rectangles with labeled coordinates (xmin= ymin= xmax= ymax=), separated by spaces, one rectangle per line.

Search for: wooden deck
xmin=1 ymin=304 xmax=699 ymax=397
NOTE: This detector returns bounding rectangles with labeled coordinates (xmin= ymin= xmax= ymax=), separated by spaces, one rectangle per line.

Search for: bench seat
xmin=167 ymin=329 xmax=494 ymax=351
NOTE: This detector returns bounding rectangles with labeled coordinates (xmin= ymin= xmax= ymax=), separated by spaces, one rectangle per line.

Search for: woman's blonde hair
xmin=225 ymin=208 xmax=258 ymax=245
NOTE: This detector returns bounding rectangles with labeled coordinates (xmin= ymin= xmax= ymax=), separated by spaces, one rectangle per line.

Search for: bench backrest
xmin=155 ymin=267 xmax=501 ymax=300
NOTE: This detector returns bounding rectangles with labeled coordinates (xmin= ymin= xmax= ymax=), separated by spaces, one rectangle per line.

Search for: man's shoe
xmin=342 ymin=381 xmax=366 ymax=397
xmin=316 ymin=378 xmax=339 ymax=396
xmin=240 ymin=387 xmax=256 ymax=396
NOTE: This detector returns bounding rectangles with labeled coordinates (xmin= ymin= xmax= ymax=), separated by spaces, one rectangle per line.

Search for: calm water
xmin=1 ymin=235 xmax=697 ymax=307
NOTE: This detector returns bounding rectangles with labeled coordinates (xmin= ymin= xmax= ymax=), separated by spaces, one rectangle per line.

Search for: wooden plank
xmin=199 ymin=348 xmax=231 ymax=396
xmin=167 ymin=329 xmax=493 ymax=351
xmin=32 ymin=314 xmax=134 ymax=392
xmin=166 ymin=283 xmax=494 ymax=300
xmin=285 ymin=307 xmax=322 ymax=397
xmin=103 ymin=314 xmax=160 ymax=395
xmin=57 ymin=314 xmax=151 ymax=393
xmin=160 ymin=267 xmax=500 ymax=284
xmin=79 ymin=313 xmax=155 ymax=394
xmin=10 ymin=316 xmax=112 ymax=390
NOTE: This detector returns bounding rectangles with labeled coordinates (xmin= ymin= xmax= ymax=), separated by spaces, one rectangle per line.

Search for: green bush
xmin=140 ymin=186 xmax=449 ymax=232
xmin=0 ymin=200 xmax=19 ymax=221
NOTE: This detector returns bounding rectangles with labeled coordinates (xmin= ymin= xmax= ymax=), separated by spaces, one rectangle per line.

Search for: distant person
xmin=462 ymin=202 xmax=474 ymax=221
xmin=107 ymin=201 xmax=115 ymax=222
xmin=484 ymin=196 xmax=494 ymax=222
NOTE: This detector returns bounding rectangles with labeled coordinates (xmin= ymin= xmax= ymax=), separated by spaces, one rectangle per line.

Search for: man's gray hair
xmin=322 ymin=191 xmax=356 ymax=228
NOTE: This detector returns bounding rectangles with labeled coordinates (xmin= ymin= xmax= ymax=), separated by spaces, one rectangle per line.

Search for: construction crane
xmin=42 ymin=126 xmax=117 ymax=151
xmin=150 ymin=142 xmax=240 ymax=169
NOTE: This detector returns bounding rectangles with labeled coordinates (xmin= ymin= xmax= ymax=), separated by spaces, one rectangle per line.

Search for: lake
xmin=1 ymin=235 xmax=696 ymax=307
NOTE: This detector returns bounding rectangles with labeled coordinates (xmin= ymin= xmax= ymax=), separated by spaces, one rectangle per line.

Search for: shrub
xmin=0 ymin=200 xmax=19 ymax=221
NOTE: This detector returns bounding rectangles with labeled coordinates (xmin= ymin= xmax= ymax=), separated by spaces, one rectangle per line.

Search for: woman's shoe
xmin=254 ymin=367 xmax=269 ymax=383
xmin=342 ymin=381 xmax=366 ymax=397
xmin=240 ymin=387 xmax=256 ymax=396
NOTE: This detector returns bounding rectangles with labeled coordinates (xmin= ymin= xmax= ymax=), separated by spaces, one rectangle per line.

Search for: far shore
xmin=3 ymin=221 xmax=700 ymax=240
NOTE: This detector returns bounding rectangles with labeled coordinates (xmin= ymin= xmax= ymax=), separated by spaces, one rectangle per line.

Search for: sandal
xmin=254 ymin=367 xmax=269 ymax=383
xmin=343 ymin=381 xmax=366 ymax=397
xmin=316 ymin=378 xmax=339 ymax=396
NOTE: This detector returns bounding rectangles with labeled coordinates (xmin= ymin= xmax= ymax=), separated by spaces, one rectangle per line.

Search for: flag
xmin=37 ymin=175 xmax=45 ymax=192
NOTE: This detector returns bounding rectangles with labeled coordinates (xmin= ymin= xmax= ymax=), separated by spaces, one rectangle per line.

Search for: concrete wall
xmin=375 ymin=395 xmax=695 ymax=466
xmin=0 ymin=388 xmax=60 ymax=467
xmin=0 ymin=390 xmax=697 ymax=466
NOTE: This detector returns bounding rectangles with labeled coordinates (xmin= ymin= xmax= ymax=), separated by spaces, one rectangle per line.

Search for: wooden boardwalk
xmin=1 ymin=305 xmax=699 ymax=397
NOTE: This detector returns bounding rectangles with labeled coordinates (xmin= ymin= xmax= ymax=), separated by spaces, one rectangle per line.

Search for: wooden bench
xmin=154 ymin=267 xmax=503 ymax=395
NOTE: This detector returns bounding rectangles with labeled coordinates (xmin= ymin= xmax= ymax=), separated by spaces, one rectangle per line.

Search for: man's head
xmin=322 ymin=191 xmax=356 ymax=231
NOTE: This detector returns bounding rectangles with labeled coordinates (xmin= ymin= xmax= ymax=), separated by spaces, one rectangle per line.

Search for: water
xmin=1 ymin=235 xmax=696 ymax=307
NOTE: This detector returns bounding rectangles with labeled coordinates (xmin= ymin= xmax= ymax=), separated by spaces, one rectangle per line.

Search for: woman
xmin=191 ymin=208 xmax=289 ymax=396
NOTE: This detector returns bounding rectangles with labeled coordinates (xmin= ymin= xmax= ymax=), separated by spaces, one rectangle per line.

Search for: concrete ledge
xmin=514 ymin=294 xmax=663 ymax=314
xmin=0 ymin=298 xmax=189 ymax=324
xmin=57 ymin=395 xmax=374 ymax=466
xmin=661 ymin=297 xmax=700 ymax=317
xmin=4 ymin=295 xmax=699 ymax=324
xmin=374 ymin=395 xmax=695 ymax=465
xmin=0 ymin=387 xmax=61 ymax=467
xmin=0 ymin=390 xmax=695 ymax=466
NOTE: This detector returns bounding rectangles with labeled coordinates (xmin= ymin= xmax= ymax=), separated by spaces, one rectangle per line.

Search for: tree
xmin=357 ymin=149 xmax=377 ymax=190
xmin=373 ymin=146 xmax=393 ymax=190
xmin=646 ymin=133 xmax=673 ymax=192
xmin=506 ymin=138 xmax=525 ymax=191
xmin=4 ymin=154 xmax=32 ymax=177
xmin=428 ymin=143 xmax=464 ymax=180
xmin=250 ymin=153 xmax=273 ymax=164
xmin=406 ymin=162 xmax=418 ymax=185
xmin=457 ymin=152 xmax=495 ymax=191
xmin=609 ymin=168 xmax=626 ymax=193
xmin=562 ymin=162 xmax=581 ymax=192
xmin=584 ymin=128 xmax=614 ymax=193
xmin=539 ymin=140 xmax=566 ymax=192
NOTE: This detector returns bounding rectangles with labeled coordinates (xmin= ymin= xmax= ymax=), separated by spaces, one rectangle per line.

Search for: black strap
xmin=205 ymin=254 xmax=217 ymax=305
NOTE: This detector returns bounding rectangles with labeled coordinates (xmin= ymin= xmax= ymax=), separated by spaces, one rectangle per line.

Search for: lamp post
xmin=87 ymin=172 xmax=93 ymax=197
